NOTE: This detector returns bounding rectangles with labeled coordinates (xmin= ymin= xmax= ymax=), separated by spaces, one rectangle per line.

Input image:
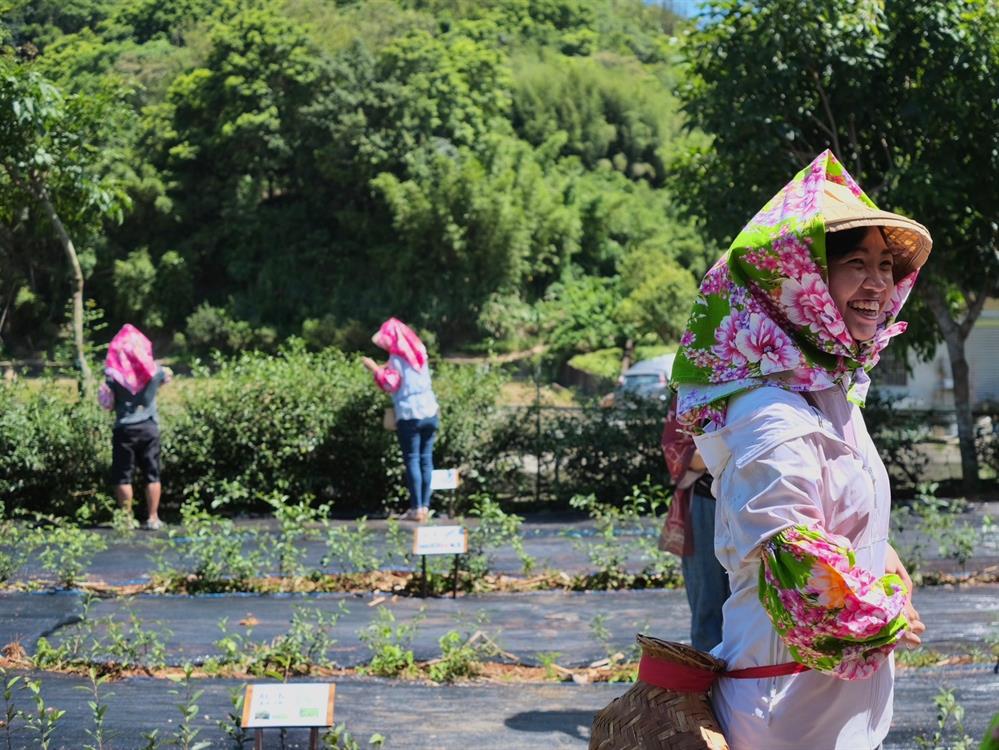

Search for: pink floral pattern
xmin=734 ymin=314 xmax=800 ymax=374
xmin=105 ymin=324 xmax=157 ymax=396
xmin=759 ymin=525 xmax=909 ymax=679
xmin=671 ymin=150 xmax=925 ymax=431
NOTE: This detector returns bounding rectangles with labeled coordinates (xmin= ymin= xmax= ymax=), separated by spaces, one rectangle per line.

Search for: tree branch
xmin=811 ymin=70 xmax=841 ymax=158
xmin=957 ymin=290 xmax=989 ymax=341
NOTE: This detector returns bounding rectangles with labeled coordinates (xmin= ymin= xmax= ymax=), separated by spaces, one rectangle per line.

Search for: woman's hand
xmin=886 ymin=543 xmax=925 ymax=648
xmin=361 ymin=357 xmax=379 ymax=373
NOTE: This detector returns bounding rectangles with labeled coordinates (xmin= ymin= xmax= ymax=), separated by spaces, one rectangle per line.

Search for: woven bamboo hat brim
xmin=822 ymin=182 xmax=932 ymax=280
xmin=589 ymin=635 xmax=729 ymax=750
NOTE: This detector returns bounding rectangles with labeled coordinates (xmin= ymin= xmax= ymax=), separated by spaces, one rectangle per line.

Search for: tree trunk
xmin=620 ymin=338 xmax=635 ymax=376
xmin=925 ymin=285 xmax=982 ymax=492
xmin=35 ymin=185 xmax=93 ymax=396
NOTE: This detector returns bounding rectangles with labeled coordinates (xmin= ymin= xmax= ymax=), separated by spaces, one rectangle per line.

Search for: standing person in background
xmin=362 ymin=318 xmax=440 ymax=522
xmin=660 ymin=398 xmax=730 ymax=651
xmin=98 ymin=324 xmax=171 ymax=530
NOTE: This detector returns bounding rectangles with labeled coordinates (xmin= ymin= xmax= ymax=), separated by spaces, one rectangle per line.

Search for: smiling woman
xmin=665 ymin=150 xmax=933 ymax=750
xmin=826 ymin=226 xmax=896 ymax=342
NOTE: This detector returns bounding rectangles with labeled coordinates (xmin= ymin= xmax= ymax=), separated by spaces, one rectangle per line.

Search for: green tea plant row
xmin=3 ymin=481 xmax=993 ymax=596
xmin=1 ymin=484 xmax=690 ymax=593
xmin=26 ymin=596 xmax=541 ymax=684
xmin=0 ymin=347 xmax=668 ymax=516
xmin=1 ymin=665 xmax=384 ymax=750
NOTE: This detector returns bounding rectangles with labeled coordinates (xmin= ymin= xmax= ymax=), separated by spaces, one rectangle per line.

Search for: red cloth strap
xmin=637 ymin=653 xmax=810 ymax=693
xmin=723 ymin=662 xmax=810 ymax=679
xmin=638 ymin=654 xmax=717 ymax=693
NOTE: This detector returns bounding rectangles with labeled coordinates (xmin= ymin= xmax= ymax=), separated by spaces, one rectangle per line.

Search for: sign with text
xmin=430 ymin=468 xmax=460 ymax=490
xmin=241 ymin=683 xmax=335 ymax=728
xmin=412 ymin=525 xmax=468 ymax=556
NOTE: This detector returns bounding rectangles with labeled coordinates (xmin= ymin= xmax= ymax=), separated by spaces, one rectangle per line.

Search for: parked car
xmin=600 ymin=354 xmax=675 ymax=406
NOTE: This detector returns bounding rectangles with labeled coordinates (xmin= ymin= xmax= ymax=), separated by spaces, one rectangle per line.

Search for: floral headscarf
xmin=105 ymin=324 xmax=157 ymax=395
xmin=671 ymin=150 xmax=925 ymax=431
xmin=375 ymin=318 xmax=427 ymax=370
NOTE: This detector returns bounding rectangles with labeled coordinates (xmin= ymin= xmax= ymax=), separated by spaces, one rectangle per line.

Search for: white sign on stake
xmin=241 ymin=683 xmax=335 ymax=729
xmin=412 ymin=525 xmax=468 ymax=556
xmin=430 ymin=468 xmax=460 ymax=490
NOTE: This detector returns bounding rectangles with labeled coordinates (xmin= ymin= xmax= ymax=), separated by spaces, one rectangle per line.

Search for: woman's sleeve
xmin=725 ymin=437 xmax=908 ymax=679
xmin=373 ymin=366 xmax=402 ymax=393
xmin=97 ymin=382 xmax=114 ymax=410
xmin=759 ymin=525 xmax=908 ymax=679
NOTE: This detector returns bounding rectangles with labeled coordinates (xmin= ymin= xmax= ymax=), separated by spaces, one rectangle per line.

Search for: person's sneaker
xmin=145 ymin=518 xmax=163 ymax=531
xmin=397 ymin=509 xmax=421 ymax=522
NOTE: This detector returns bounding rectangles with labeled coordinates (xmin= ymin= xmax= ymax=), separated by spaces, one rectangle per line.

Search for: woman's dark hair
xmin=824 ymin=226 xmax=871 ymax=261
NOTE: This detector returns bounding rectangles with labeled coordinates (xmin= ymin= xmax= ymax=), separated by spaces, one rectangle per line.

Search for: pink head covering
xmin=375 ymin=318 xmax=427 ymax=370
xmin=105 ymin=324 xmax=157 ymax=395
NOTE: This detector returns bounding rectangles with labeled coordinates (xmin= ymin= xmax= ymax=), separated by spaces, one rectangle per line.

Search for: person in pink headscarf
xmin=97 ymin=324 xmax=172 ymax=530
xmin=362 ymin=318 xmax=440 ymax=522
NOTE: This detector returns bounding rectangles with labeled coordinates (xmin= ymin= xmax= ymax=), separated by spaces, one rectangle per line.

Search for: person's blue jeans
xmin=395 ymin=414 xmax=439 ymax=510
xmin=680 ymin=491 xmax=730 ymax=652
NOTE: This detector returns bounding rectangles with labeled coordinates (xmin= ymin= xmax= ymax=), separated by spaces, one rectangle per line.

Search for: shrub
xmin=163 ymin=345 xmax=507 ymax=514
xmin=162 ymin=344 xmax=397 ymax=511
xmin=863 ymin=392 xmax=931 ymax=492
xmin=27 ymin=519 xmax=108 ymax=589
xmin=183 ymin=303 xmax=277 ymax=357
xmin=427 ymin=630 xmax=492 ymax=683
xmin=462 ymin=493 xmax=534 ymax=580
xmin=0 ymin=381 xmax=109 ymax=514
xmin=488 ymin=395 xmax=668 ymax=505
xmin=570 ymin=480 xmax=679 ymax=589
xmin=151 ymin=501 xmax=263 ymax=592
xmin=975 ymin=410 xmax=999 ymax=479
xmin=323 ymin=517 xmax=382 ymax=574
xmin=212 ymin=605 xmax=346 ymax=679
xmin=358 ymin=607 xmax=421 ymax=678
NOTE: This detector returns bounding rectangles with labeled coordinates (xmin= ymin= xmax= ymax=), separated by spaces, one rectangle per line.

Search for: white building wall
xmin=872 ymin=303 xmax=999 ymax=411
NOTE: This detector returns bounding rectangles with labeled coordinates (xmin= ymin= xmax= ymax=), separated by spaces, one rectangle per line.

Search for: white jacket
xmin=694 ymin=385 xmax=893 ymax=750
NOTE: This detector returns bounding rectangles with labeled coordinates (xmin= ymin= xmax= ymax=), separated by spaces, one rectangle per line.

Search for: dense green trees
xmin=0 ymin=0 xmax=701 ymax=367
xmin=0 ymin=54 xmax=130 ymax=389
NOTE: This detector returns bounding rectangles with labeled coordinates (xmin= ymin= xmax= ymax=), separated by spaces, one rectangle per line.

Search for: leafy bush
xmin=163 ymin=346 xmax=506 ymax=515
xmin=161 ymin=344 xmax=396 ymax=511
xmin=28 ymin=521 xmax=108 ymax=589
xmin=488 ymin=396 xmax=668 ymax=505
xmin=0 ymin=381 xmax=109 ymax=514
xmin=323 ymin=517 xmax=381 ymax=574
xmin=863 ymin=392 xmax=931 ymax=492
xmin=181 ymin=303 xmax=277 ymax=357
xmin=570 ymin=480 xmax=679 ymax=589
xmin=151 ymin=501 xmax=263 ymax=592
xmin=34 ymin=596 xmax=170 ymax=673
xmin=212 ymin=605 xmax=346 ymax=679
xmin=427 ymin=630 xmax=494 ymax=683
xmin=975 ymin=411 xmax=998 ymax=479
xmin=890 ymin=483 xmax=980 ymax=579
xmin=358 ymin=607 xmax=421 ymax=678
xmin=462 ymin=493 xmax=534 ymax=580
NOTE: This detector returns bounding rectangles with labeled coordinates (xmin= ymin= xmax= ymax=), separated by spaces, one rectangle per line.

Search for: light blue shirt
xmin=389 ymin=354 xmax=439 ymax=421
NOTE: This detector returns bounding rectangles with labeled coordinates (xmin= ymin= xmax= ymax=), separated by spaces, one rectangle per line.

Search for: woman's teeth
xmin=849 ymin=301 xmax=880 ymax=318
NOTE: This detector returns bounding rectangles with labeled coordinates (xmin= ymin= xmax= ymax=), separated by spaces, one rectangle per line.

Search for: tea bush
xmin=0 ymin=381 xmax=109 ymax=514
xmin=488 ymin=394 xmax=668 ymax=505
xmin=162 ymin=344 xmax=394 ymax=511
xmin=358 ymin=607 xmax=421 ymax=678
xmin=163 ymin=345 xmax=507 ymax=514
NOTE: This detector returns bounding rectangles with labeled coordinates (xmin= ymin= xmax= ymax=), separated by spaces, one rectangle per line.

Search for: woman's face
xmin=827 ymin=226 xmax=895 ymax=342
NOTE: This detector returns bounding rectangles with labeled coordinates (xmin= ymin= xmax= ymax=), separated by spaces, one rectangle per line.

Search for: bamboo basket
xmin=589 ymin=635 xmax=729 ymax=750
